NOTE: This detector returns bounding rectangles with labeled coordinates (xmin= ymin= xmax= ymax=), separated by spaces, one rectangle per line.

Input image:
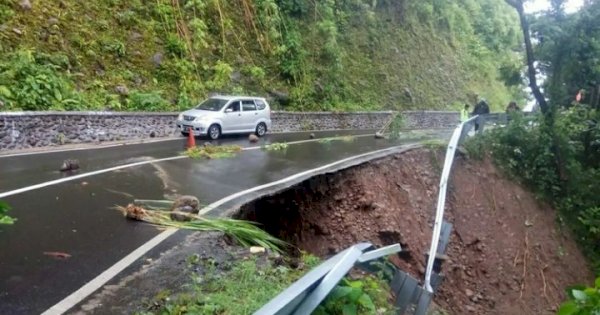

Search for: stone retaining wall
xmin=0 ymin=111 xmax=459 ymax=151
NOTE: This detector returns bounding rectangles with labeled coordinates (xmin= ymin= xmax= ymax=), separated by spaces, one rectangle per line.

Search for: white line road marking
xmin=0 ymin=156 xmax=186 ymax=199
xmin=40 ymin=229 xmax=178 ymax=315
xmin=0 ymin=129 xmax=374 ymax=158
xmin=40 ymin=143 xmax=414 ymax=315
xmin=0 ymin=134 xmax=373 ymax=199
xmin=199 ymin=144 xmax=414 ymax=215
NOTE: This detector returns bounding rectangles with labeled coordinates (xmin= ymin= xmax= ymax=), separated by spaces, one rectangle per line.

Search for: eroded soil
xmin=236 ymin=148 xmax=593 ymax=314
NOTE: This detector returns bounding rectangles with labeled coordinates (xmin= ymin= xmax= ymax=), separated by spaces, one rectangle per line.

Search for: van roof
xmin=210 ymin=95 xmax=266 ymax=101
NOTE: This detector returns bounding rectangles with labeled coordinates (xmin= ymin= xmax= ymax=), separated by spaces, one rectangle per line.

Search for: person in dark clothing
xmin=505 ymin=101 xmax=520 ymax=113
xmin=471 ymin=99 xmax=490 ymax=131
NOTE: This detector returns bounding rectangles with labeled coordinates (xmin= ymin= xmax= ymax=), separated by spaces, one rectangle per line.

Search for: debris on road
xmin=59 ymin=159 xmax=80 ymax=172
xmin=43 ymin=251 xmax=71 ymax=259
xmin=116 ymin=202 xmax=285 ymax=252
xmin=249 ymin=134 xmax=259 ymax=143
xmin=184 ymin=145 xmax=242 ymax=159
xmin=170 ymin=195 xmax=200 ymax=221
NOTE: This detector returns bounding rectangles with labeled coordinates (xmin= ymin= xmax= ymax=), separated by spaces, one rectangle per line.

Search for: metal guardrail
xmin=423 ymin=115 xmax=477 ymax=292
xmin=254 ymin=243 xmax=402 ymax=315
xmin=257 ymin=114 xmax=516 ymax=313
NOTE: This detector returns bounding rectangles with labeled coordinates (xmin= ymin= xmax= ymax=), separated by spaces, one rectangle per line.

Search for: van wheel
xmin=256 ymin=123 xmax=267 ymax=137
xmin=208 ymin=124 xmax=221 ymax=140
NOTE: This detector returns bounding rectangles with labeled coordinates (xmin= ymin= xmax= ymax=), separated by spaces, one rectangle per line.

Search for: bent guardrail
xmin=423 ymin=116 xmax=477 ymax=292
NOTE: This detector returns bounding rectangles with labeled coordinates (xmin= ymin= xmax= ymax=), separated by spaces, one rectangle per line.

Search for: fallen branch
xmin=519 ymin=232 xmax=529 ymax=299
xmin=116 ymin=204 xmax=286 ymax=252
xmin=540 ymin=266 xmax=549 ymax=304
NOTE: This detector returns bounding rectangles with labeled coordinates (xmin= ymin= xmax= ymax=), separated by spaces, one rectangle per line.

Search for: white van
xmin=176 ymin=96 xmax=272 ymax=140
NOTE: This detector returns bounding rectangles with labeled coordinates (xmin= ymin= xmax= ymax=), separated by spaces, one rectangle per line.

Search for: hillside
xmin=0 ymin=0 xmax=524 ymax=111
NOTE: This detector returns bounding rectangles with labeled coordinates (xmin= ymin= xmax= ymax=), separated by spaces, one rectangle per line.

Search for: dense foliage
xmin=0 ymin=0 xmax=523 ymax=111
xmin=464 ymin=0 xmax=600 ymax=276
xmin=558 ymin=277 xmax=600 ymax=315
xmin=532 ymin=0 xmax=600 ymax=108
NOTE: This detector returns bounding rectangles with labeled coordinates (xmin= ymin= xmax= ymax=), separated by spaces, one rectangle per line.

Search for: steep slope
xmin=237 ymin=148 xmax=592 ymax=314
xmin=0 ymin=0 xmax=523 ymax=111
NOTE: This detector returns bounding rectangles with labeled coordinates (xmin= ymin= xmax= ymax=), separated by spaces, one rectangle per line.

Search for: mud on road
xmin=236 ymin=148 xmax=592 ymax=314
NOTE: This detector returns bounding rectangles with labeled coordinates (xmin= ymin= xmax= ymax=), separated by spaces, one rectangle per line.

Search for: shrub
xmin=0 ymin=50 xmax=81 ymax=110
xmin=127 ymin=91 xmax=169 ymax=111
xmin=558 ymin=277 xmax=600 ymax=315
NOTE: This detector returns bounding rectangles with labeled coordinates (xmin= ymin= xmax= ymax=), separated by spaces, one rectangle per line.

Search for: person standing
xmin=460 ymin=104 xmax=470 ymax=122
xmin=471 ymin=98 xmax=490 ymax=131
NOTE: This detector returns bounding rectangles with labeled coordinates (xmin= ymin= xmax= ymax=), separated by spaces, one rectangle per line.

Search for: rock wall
xmin=0 ymin=111 xmax=459 ymax=151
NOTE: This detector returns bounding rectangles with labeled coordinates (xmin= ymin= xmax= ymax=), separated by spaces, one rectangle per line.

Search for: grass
xmin=262 ymin=142 xmax=289 ymax=151
xmin=317 ymin=135 xmax=356 ymax=144
xmin=136 ymin=252 xmax=395 ymax=315
xmin=0 ymin=1 xmax=520 ymax=112
xmin=422 ymin=139 xmax=448 ymax=150
xmin=184 ymin=145 xmax=242 ymax=159
xmin=136 ymin=254 xmax=321 ymax=315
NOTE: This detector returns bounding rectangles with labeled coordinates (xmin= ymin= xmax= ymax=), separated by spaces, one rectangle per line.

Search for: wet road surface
xmin=0 ymin=130 xmax=450 ymax=314
xmin=0 ymin=130 xmax=374 ymax=193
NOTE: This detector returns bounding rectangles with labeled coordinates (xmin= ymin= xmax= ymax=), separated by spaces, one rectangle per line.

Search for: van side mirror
xmin=225 ymin=108 xmax=233 ymax=113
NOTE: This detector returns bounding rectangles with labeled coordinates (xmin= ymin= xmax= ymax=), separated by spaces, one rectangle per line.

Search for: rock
xmin=465 ymin=288 xmax=474 ymax=297
xmin=60 ymin=159 xmax=80 ymax=172
xmin=203 ymin=142 xmax=212 ymax=147
xmin=115 ymin=85 xmax=129 ymax=96
xmin=12 ymin=28 xmax=23 ymax=35
xmin=48 ymin=17 xmax=59 ymax=26
xmin=375 ymin=132 xmax=385 ymax=139
xmin=19 ymin=0 xmax=32 ymax=10
xmin=230 ymin=71 xmax=242 ymax=83
xmin=170 ymin=195 xmax=200 ymax=221
xmin=465 ymin=305 xmax=476 ymax=312
xmin=309 ymin=133 xmax=315 ymax=139
xmin=129 ymin=31 xmax=142 ymax=41
xmin=248 ymin=134 xmax=259 ymax=143
xmin=151 ymin=53 xmax=163 ymax=68
xmin=268 ymin=90 xmax=290 ymax=105
xmin=149 ymin=131 xmax=156 ymax=138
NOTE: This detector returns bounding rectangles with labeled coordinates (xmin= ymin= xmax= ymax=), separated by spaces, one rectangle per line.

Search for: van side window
xmin=242 ymin=100 xmax=256 ymax=111
xmin=226 ymin=101 xmax=241 ymax=112
xmin=255 ymin=100 xmax=266 ymax=110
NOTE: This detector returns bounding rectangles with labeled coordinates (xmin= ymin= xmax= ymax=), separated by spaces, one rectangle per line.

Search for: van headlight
xmin=194 ymin=116 xmax=208 ymax=122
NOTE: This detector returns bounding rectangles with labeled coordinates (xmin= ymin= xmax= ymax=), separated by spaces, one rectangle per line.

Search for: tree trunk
xmin=507 ymin=0 xmax=550 ymax=113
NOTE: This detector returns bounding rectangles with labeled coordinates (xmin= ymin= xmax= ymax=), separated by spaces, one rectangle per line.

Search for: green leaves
xmin=0 ymin=200 xmax=16 ymax=225
xmin=0 ymin=50 xmax=81 ymax=110
xmin=558 ymin=277 xmax=600 ymax=315
xmin=315 ymin=277 xmax=393 ymax=315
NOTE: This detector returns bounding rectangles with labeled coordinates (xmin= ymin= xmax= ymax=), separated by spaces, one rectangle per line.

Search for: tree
xmin=505 ymin=0 xmax=550 ymax=113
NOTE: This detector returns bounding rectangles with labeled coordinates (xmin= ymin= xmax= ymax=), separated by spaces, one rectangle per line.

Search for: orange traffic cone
xmin=187 ymin=128 xmax=196 ymax=148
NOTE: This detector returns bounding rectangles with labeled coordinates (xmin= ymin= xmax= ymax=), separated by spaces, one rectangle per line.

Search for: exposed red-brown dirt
xmin=236 ymin=148 xmax=593 ymax=315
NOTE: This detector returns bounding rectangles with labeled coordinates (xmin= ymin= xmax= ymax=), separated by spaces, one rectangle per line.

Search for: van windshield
xmin=196 ymin=98 xmax=228 ymax=111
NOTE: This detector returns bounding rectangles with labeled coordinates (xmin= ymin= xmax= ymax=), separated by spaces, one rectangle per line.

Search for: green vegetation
xmin=558 ymin=277 xmax=600 ymax=315
xmin=184 ymin=145 xmax=242 ymax=159
xmin=0 ymin=201 xmax=16 ymax=225
xmin=0 ymin=0 xmax=523 ymax=111
xmin=465 ymin=110 xmax=600 ymax=271
xmin=315 ymin=277 xmax=395 ymax=315
xmin=137 ymin=252 xmax=393 ymax=315
xmin=318 ymin=135 xmax=356 ymax=144
xmin=135 ymin=255 xmax=317 ymax=315
xmin=262 ymin=142 xmax=289 ymax=151
xmin=118 ymin=204 xmax=285 ymax=252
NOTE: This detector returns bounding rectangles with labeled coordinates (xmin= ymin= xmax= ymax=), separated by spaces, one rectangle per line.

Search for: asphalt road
xmin=0 ymin=129 xmax=450 ymax=314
